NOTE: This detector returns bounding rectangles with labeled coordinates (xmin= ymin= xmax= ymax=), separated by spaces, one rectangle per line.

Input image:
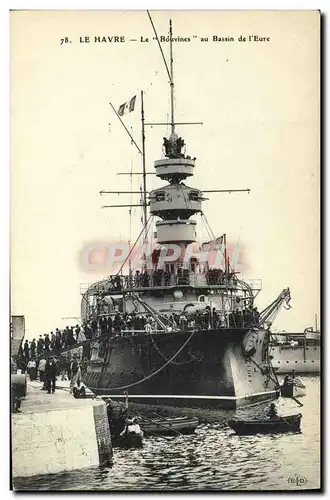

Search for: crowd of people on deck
xmin=12 ymin=301 xmax=261 ymax=406
xmin=99 ymin=267 xmax=238 ymax=292
xmin=107 ymin=269 xmax=191 ymax=291
xmin=15 ymin=301 xmax=261 ymax=390
xmin=17 ymin=303 xmax=261 ymax=366
xmin=19 ymin=305 xmax=260 ymax=364
xmin=228 ymin=306 xmax=261 ymax=329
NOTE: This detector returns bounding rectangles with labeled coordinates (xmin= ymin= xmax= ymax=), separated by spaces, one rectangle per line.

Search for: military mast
xmin=148 ymin=20 xmax=201 ymax=270
xmin=102 ymin=15 xmax=250 ymax=277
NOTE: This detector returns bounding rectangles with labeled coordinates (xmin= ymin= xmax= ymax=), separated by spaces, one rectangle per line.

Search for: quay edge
xmin=11 ymin=381 xmax=112 ymax=481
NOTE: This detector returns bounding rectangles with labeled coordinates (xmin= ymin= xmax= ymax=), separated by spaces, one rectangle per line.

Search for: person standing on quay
xmin=38 ymin=356 xmax=47 ymax=385
xmin=37 ymin=335 xmax=44 ymax=355
xmin=27 ymin=358 xmax=37 ymax=381
xmin=23 ymin=340 xmax=30 ymax=362
xmin=30 ymin=338 xmax=36 ymax=359
xmin=45 ymin=356 xmax=57 ymax=394
xmin=69 ymin=355 xmax=81 ymax=394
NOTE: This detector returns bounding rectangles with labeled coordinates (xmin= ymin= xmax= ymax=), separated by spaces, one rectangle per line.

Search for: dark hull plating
xmin=82 ymin=327 xmax=279 ymax=409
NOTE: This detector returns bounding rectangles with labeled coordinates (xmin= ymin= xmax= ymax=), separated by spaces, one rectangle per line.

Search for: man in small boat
xmin=120 ymin=416 xmax=142 ymax=437
xmin=268 ymin=403 xmax=278 ymax=419
xmin=106 ymin=398 xmax=128 ymax=436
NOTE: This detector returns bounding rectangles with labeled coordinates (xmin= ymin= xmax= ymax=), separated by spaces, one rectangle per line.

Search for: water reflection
xmin=14 ymin=376 xmax=320 ymax=491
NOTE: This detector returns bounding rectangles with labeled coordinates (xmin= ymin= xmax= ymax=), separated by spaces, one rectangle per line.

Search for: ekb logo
xmin=287 ymin=475 xmax=307 ymax=487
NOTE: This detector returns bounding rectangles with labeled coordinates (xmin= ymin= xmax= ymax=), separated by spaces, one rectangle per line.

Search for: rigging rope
xmin=116 ymin=214 xmax=153 ymax=276
xmin=149 ymin=331 xmax=203 ymax=366
xmin=200 ymin=212 xmax=212 ymax=242
xmin=87 ymin=330 xmax=195 ymax=392
xmin=201 ymin=212 xmax=216 ymax=241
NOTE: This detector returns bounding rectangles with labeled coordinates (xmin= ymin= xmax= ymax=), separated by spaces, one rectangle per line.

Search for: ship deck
xmin=80 ymin=275 xmax=262 ymax=296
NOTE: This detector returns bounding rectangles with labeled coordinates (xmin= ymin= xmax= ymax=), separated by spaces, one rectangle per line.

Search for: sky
xmin=10 ymin=10 xmax=320 ymax=338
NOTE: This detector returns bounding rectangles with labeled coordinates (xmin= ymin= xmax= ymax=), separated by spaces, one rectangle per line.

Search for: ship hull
xmin=270 ymin=344 xmax=320 ymax=374
xmin=82 ymin=327 xmax=279 ymax=409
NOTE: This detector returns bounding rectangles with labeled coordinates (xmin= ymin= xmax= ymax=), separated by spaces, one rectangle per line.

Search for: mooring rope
xmin=87 ymin=330 xmax=195 ymax=392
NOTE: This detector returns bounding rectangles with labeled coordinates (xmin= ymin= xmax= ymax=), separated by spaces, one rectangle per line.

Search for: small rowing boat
xmin=139 ymin=416 xmax=199 ymax=435
xmin=228 ymin=413 xmax=302 ymax=435
xmin=111 ymin=432 xmax=143 ymax=449
xmin=112 ymin=419 xmax=144 ymax=448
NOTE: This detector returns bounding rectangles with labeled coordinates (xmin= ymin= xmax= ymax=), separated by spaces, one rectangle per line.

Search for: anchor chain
xmin=149 ymin=332 xmax=203 ymax=366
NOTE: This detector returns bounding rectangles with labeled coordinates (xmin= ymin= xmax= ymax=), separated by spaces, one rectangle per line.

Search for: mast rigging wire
xmin=147 ymin=11 xmax=172 ymax=83
xmin=116 ymin=215 xmax=154 ymax=276
xmin=201 ymin=212 xmax=216 ymax=241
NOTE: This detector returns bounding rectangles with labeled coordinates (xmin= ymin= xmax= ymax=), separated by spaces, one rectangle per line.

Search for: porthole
xmin=278 ymin=361 xmax=280 ymax=363
xmin=312 ymin=360 xmax=314 ymax=363
xmin=295 ymin=361 xmax=297 ymax=363
xmin=286 ymin=361 xmax=289 ymax=363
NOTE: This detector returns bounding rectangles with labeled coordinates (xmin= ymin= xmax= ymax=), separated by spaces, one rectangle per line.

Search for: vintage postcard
xmin=10 ymin=10 xmax=320 ymax=491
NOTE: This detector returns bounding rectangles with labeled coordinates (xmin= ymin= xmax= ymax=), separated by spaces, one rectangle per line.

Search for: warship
xmin=76 ymin=18 xmax=292 ymax=409
xmin=270 ymin=316 xmax=320 ymax=374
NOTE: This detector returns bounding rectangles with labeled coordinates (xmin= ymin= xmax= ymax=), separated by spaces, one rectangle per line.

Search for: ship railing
xmin=44 ymin=317 xmax=265 ymax=358
xmin=243 ymin=279 xmax=262 ymax=291
xmin=120 ymin=329 xmax=169 ymax=337
xmin=81 ymin=272 xmax=257 ymax=296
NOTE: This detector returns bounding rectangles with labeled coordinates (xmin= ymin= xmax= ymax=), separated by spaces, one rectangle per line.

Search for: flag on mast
xmin=118 ymin=95 xmax=136 ymax=116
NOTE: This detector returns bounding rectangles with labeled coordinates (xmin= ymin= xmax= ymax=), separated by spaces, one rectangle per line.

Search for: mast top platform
xmin=163 ymin=132 xmax=186 ymax=159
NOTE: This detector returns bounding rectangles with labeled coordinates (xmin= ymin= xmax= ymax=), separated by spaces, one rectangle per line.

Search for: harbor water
xmin=13 ymin=376 xmax=320 ymax=491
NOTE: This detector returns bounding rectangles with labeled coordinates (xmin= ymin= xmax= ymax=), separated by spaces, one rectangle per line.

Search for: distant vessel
xmin=270 ymin=316 xmax=320 ymax=374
